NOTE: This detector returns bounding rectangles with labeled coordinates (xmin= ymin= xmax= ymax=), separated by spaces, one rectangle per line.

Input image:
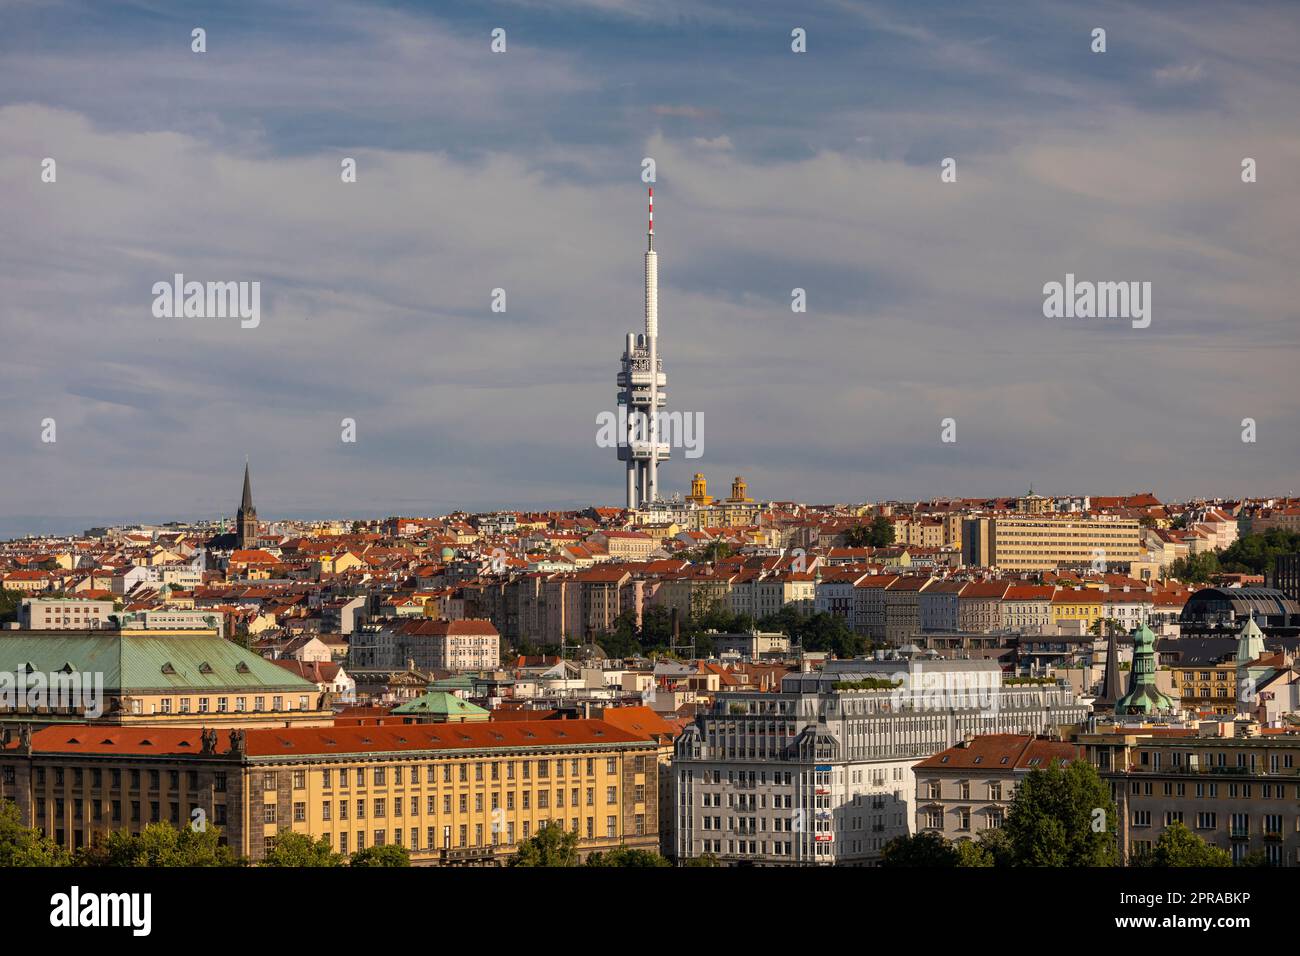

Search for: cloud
xmin=1153 ymin=62 xmax=1206 ymax=86
xmin=652 ymin=105 xmax=720 ymax=120
xmin=0 ymin=0 xmax=1298 ymax=532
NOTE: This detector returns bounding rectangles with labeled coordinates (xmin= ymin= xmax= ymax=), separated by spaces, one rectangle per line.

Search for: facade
xmin=672 ymin=657 xmax=1089 ymax=866
xmin=914 ymin=734 xmax=1079 ymax=840
xmin=354 ymin=619 xmax=500 ymax=673
xmin=962 ymin=515 xmax=1141 ymax=572
xmin=18 ymin=597 xmax=114 ymax=630
xmin=0 ymin=719 xmax=659 ymax=864
xmin=1273 ymin=554 xmax=1300 ymax=604
xmin=1083 ymin=729 xmax=1300 ymax=865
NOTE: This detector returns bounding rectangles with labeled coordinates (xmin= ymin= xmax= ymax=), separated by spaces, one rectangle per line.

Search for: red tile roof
xmin=11 ymin=719 xmax=650 ymax=758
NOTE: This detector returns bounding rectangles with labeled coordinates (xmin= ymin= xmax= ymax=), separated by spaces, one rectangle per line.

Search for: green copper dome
xmin=1116 ymin=622 xmax=1177 ymax=716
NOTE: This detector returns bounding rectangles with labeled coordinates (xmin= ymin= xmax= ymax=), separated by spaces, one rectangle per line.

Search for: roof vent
xmin=235 ymin=662 xmax=251 ymax=674
xmin=161 ymin=662 xmax=176 ymax=675
xmin=198 ymin=662 xmax=213 ymax=674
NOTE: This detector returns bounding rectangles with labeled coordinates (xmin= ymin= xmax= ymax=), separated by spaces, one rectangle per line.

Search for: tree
xmin=880 ymin=831 xmax=960 ymax=867
xmin=683 ymin=852 xmax=720 ymax=867
xmin=509 ymin=821 xmax=579 ymax=867
xmin=1131 ymin=822 xmax=1231 ymax=867
xmin=1168 ymin=552 xmax=1220 ymax=585
xmin=262 ymin=830 xmax=344 ymax=867
xmin=1001 ymin=759 xmax=1119 ymax=866
xmin=0 ymin=589 xmax=23 ymax=624
xmin=0 ymin=800 xmax=70 ymax=866
xmin=1218 ymin=529 xmax=1300 ymax=575
xmin=586 ymin=847 xmax=670 ymax=867
xmin=972 ymin=825 xmax=1013 ymax=867
xmin=795 ymin=611 xmax=865 ymax=659
xmin=954 ymin=838 xmax=994 ymax=867
xmin=350 ymin=843 xmax=411 ymax=867
xmin=78 ymin=821 xmax=243 ymax=867
xmin=845 ymin=516 xmax=896 ymax=549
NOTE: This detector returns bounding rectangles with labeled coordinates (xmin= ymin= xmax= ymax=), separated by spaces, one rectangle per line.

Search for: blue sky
xmin=1 ymin=0 xmax=1298 ymax=534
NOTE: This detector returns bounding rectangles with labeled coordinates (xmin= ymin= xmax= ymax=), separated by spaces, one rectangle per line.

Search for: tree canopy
xmin=0 ymin=800 xmax=70 ymax=866
xmin=1131 ymin=822 xmax=1231 ymax=867
xmin=76 ymin=821 xmax=243 ymax=867
xmin=1001 ymin=759 xmax=1119 ymax=866
xmin=262 ymin=830 xmax=344 ymax=867
xmin=349 ymin=843 xmax=411 ymax=867
xmin=844 ymin=516 xmax=896 ymax=548
xmin=509 ymin=822 xmax=579 ymax=867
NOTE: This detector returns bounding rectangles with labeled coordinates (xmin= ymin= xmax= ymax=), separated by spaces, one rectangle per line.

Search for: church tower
xmin=236 ymin=462 xmax=258 ymax=549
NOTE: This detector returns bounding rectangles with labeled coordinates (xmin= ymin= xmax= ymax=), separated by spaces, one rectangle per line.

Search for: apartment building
xmin=0 ymin=719 xmax=659 ymax=864
xmin=914 ymin=734 xmax=1080 ymax=840
xmin=851 ymin=574 xmax=900 ymax=639
xmin=18 ymin=597 xmax=114 ymax=630
xmin=883 ymin=576 xmax=934 ymax=644
xmin=1082 ymin=728 xmax=1300 ymax=865
xmin=672 ymin=656 xmax=1090 ymax=866
xmin=1001 ymin=584 xmax=1055 ymax=633
xmin=956 ymin=581 xmax=1009 ymax=633
xmin=354 ymin=619 xmax=500 ymax=673
xmin=918 ymin=580 xmax=964 ymax=633
xmin=962 ymin=515 xmax=1141 ymax=572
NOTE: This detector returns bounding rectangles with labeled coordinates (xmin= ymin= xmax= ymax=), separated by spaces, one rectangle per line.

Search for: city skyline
xmin=3 ymin=0 xmax=1298 ymax=533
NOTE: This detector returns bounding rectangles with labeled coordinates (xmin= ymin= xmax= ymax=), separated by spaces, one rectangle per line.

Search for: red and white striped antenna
xmin=647 ymin=185 xmax=654 ymax=249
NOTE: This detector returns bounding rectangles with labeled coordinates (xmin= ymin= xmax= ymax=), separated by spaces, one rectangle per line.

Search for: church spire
xmin=236 ymin=461 xmax=257 ymax=550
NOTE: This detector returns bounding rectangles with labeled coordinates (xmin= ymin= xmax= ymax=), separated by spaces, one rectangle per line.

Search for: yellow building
xmin=0 ymin=719 xmax=659 ymax=864
xmin=1050 ymin=589 xmax=1104 ymax=631
xmin=1168 ymin=662 xmax=1236 ymax=715
xmin=962 ymin=515 xmax=1141 ymax=572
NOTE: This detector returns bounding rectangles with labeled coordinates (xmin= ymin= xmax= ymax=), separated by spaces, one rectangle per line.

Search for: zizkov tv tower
xmin=616 ymin=186 xmax=669 ymax=509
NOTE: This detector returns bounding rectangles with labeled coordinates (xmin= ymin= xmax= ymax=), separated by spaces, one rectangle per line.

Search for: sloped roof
xmin=391 ymin=691 xmax=489 ymax=718
xmin=0 ymin=633 xmax=317 ymax=693
xmin=4 ymin=719 xmax=653 ymax=758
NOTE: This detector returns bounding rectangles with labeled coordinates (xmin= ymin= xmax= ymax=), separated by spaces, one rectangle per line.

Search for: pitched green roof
xmin=391 ymin=691 xmax=488 ymax=718
xmin=0 ymin=633 xmax=317 ymax=693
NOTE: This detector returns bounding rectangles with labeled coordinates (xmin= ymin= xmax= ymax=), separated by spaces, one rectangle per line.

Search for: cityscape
xmin=2 ymin=0 xmax=1296 ymax=936
xmin=3 ymin=465 xmax=1300 ymax=875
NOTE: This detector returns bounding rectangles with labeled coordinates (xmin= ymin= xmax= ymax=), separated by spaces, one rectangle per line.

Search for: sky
xmin=1 ymin=0 xmax=1298 ymax=535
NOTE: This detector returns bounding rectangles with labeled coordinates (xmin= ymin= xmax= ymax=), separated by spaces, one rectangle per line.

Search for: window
xmin=606 ymin=786 xmax=617 ymax=804
xmin=293 ymin=771 xmax=306 ymax=790
xmin=294 ymin=802 xmax=306 ymax=822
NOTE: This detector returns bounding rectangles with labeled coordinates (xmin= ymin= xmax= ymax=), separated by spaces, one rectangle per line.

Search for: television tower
xmin=616 ymin=185 xmax=669 ymax=509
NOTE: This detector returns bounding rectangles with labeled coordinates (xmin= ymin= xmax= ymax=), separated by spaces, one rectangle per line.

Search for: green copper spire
xmin=1116 ymin=622 xmax=1177 ymax=716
